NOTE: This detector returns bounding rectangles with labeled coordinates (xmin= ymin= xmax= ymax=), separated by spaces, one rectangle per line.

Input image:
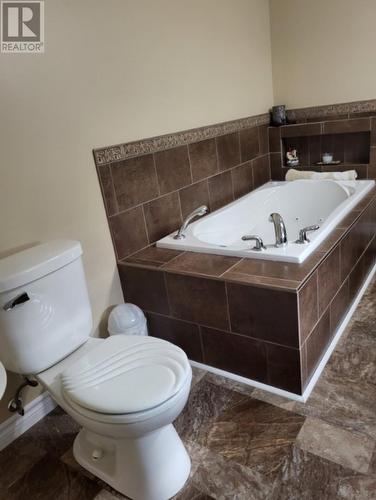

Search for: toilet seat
xmin=62 ymin=375 xmax=191 ymax=425
xmin=61 ymin=335 xmax=191 ymax=417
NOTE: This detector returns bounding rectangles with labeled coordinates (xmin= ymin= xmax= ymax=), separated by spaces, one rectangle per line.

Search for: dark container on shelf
xmin=271 ymin=105 xmax=287 ymax=126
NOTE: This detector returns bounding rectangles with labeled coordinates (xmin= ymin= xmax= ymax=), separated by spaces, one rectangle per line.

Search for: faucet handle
xmin=241 ymin=234 xmax=266 ymax=251
xmin=295 ymin=225 xmax=320 ymax=244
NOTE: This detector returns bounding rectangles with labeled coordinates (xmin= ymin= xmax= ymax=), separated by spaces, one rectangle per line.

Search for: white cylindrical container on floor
xmin=108 ymin=303 xmax=148 ymax=336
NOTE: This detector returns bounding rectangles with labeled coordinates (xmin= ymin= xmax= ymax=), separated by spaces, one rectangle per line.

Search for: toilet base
xmin=73 ymin=424 xmax=191 ymax=500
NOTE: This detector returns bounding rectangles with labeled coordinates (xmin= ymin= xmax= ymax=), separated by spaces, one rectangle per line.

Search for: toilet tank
xmin=0 ymin=240 xmax=93 ymax=375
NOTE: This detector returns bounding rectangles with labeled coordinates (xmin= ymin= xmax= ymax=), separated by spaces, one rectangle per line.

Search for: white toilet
xmin=0 ymin=240 xmax=192 ymax=500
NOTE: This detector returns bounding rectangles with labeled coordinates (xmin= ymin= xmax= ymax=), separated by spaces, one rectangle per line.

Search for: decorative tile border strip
xmin=286 ymin=98 xmax=376 ymax=123
xmin=94 ymin=99 xmax=376 ymax=165
xmin=93 ymin=113 xmax=270 ymax=165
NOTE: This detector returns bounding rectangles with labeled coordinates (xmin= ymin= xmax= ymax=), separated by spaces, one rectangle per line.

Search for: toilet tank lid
xmin=0 ymin=240 xmax=82 ymax=293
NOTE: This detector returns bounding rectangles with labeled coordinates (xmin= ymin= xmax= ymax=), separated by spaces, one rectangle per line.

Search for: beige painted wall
xmin=0 ymin=0 xmax=273 ymax=422
xmin=270 ymin=0 xmax=376 ymax=108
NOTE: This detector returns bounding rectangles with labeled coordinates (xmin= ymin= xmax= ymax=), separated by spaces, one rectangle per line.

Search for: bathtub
xmin=157 ymin=179 xmax=375 ymax=263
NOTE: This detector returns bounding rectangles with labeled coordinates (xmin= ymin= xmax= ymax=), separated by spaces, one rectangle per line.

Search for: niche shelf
xmin=282 ymin=131 xmax=370 ymax=168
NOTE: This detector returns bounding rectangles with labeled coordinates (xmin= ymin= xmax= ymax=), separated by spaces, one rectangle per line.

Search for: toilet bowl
xmin=38 ymin=335 xmax=192 ymax=500
xmin=0 ymin=241 xmax=192 ymax=500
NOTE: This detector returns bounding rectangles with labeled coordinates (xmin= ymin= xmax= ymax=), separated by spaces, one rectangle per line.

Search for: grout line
xmin=176 ymin=190 xmax=184 ymax=224
xmin=302 ymin=300 xmax=330 ymax=349
xmin=161 ymin=266 xmax=235 ymax=282
xmin=238 ymin=130 xmax=242 ymax=164
xmin=144 ymin=309 xmax=301 ymax=351
xmin=223 ymin=274 xmax=300 ymax=291
xmin=302 ymin=342 xmax=307 ymax=390
xmin=121 ymin=242 xmax=152 ymax=261
xmin=250 ymin=158 xmax=255 ymax=187
xmin=257 ymin=125 xmax=262 ymax=156
xmin=160 ymin=251 xmax=187 ymax=268
xmin=198 ymin=325 xmax=206 ymax=364
xmin=214 ymin=136 xmax=220 ymax=175
xmin=316 ymin=269 xmax=320 ymax=319
xmin=297 ymin=279 xmax=302 ymax=345
xmin=186 ymin=144 xmax=194 ymax=184
xmin=224 ymin=281 xmax=232 ymax=332
xmin=218 ymin=258 xmax=244 ymax=278
xmin=162 ymin=271 xmax=172 ymax=316
xmin=152 ymin=153 xmax=161 ymax=197
xmin=265 ymin=339 xmax=271 ymax=386
xmin=107 ymin=163 xmax=119 ymax=215
xmin=141 ymin=205 xmax=150 ymax=246
xmin=224 ymin=266 xmax=303 ymax=286
xmin=230 ymin=165 xmax=235 ymax=202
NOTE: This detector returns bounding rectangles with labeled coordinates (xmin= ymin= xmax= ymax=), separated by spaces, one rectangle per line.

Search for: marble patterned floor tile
xmin=173 ymin=441 xmax=213 ymax=499
xmin=177 ymin=487 xmax=214 ymax=499
xmin=61 ymin=447 xmax=96 ymax=479
xmin=184 ymin=440 xmax=210 ymax=477
xmin=336 ymin=475 xmax=376 ymax=500
xmin=24 ymin=406 xmax=80 ymax=459
xmin=198 ymin=397 xmax=305 ymax=478
xmin=175 ymin=377 xmax=247 ymax=443
xmin=203 ymin=372 xmax=256 ymax=398
xmin=296 ymin=417 xmax=375 ymax=473
xmin=61 ymin=448 xmax=132 ymax=499
xmin=190 ymin=446 xmax=278 ymax=500
xmin=251 ymin=388 xmax=296 ymax=411
xmin=174 ymin=480 xmax=215 ymax=500
xmin=191 ymin=366 xmax=207 ymax=387
xmin=368 ymin=448 xmax=376 ymax=475
xmin=327 ymin=321 xmax=376 ymax=384
xmin=6 ymin=454 xmax=101 ymax=500
xmin=292 ymin=375 xmax=376 ymax=439
xmin=0 ymin=434 xmax=47 ymax=489
xmin=353 ymin=279 xmax=376 ymax=323
xmin=94 ymin=490 xmax=123 ymax=500
xmin=271 ymin=445 xmax=376 ymax=500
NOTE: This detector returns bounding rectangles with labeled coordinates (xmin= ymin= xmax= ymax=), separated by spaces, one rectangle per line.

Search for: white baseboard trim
xmin=191 ymin=262 xmax=376 ymax=403
xmin=190 ymin=359 xmax=306 ymax=402
xmin=0 ymin=391 xmax=56 ymax=451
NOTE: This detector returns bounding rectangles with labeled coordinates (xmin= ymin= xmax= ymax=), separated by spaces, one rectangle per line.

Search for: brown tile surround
xmin=93 ymin=101 xmax=376 ymax=396
xmin=95 ymin=121 xmax=270 ymax=261
xmin=117 ymin=191 xmax=376 ymax=395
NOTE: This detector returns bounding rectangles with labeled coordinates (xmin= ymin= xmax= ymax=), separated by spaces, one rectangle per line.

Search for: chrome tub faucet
xmin=269 ymin=212 xmax=288 ymax=247
xmin=241 ymin=235 xmax=266 ymax=251
xmin=295 ymin=224 xmax=320 ymax=244
xmin=174 ymin=205 xmax=208 ymax=240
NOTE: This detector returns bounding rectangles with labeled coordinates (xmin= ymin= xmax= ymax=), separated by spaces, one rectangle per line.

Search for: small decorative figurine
xmin=286 ymin=148 xmax=299 ymax=167
xmin=322 ymin=152 xmax=333 ymax=164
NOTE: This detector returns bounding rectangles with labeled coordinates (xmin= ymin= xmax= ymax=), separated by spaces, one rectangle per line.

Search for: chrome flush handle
xmin=3 ymin=292 xmax=30 ymax=311
xmin=295 ymin=225 xmax=320 ymax=244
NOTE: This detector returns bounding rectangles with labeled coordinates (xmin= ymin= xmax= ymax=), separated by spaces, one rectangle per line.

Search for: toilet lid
xmin=60 ymin=335 xmax=191 ymax=415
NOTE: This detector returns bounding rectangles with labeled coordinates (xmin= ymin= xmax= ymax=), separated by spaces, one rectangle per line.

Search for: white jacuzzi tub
xmin=157 ymin=179 xmax=375 ymax=263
